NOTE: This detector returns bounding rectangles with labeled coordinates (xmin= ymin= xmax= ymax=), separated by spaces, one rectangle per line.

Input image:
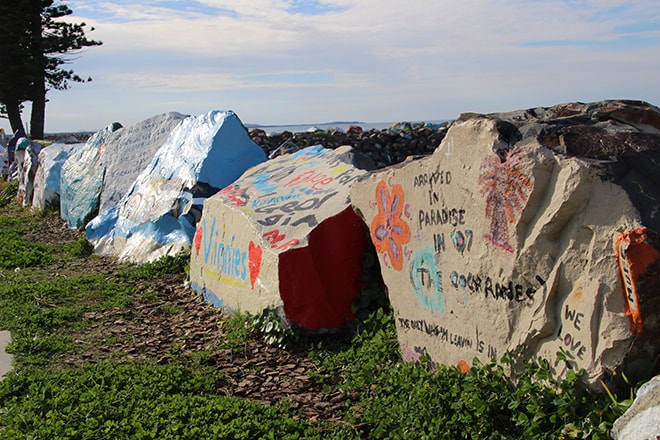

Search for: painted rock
xmin=60 ymin=122 xmax=122 ymax=229
xmin=32 ymin=142 xmax=83 ymax=211
xmin=86 ymin=110 xmax=267 ymax=263
xmin=350 ymin=100 xmax=660 ymax=386
xmin=190 ymin=144 xmax=375 ymax=330
xmin=612 ymin=375 xmax=660 ymax=440
xmin=99 ymin=112 xmax=188 ymax=213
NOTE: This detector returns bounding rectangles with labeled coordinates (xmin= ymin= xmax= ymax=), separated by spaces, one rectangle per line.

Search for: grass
xmin=0 ymin=202 xmax=631 ymax=439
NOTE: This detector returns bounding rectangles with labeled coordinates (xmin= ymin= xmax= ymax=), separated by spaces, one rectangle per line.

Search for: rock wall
xmin=190 ymin=145 xmax=374 ymax=330
xmin=350 ymin=100 xmax=660 ymax=385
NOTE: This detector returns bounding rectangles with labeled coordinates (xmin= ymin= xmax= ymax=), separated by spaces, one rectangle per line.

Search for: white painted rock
xmin=350 ymin=102 xmax=660 ymax=385
xmin=99 ymin=112 xmax=188 ymax=213
xmin=13 ymin=138 xmax=42 ymax=208
xmin=32 ymin=143 xmax=83 ymax=211
xmin=60 ymin=123 xmax=122 ymax=229
xmin=190 ymin=144 xmax=374 ymax=330
xmin=85 ymin=110 xmax=267 ymax=263
xmin=612 ymin=375 xmax=660 ymax=440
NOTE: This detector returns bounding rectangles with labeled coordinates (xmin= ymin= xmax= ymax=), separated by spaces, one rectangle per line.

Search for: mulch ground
xmin=25 ymin=212 xmax=360 ymax=424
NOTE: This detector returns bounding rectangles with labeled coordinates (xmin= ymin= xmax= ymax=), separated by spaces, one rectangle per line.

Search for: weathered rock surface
xmin=99 ymin=112 xmax=188 ymax=213
xmin=190 ymin=145 xmax=374 ymax=330
xmin=350 ymin=100 xmax=660 ymax=386
xmin=60 ymin=123 xmax=122 ymax=229
xmin=85 ymin=110 xmax=267 ymax=263
xmin=612 ymin=375 xmax=660 ymax=440
xmin=32 ymin=143 xmax=83 ymax=211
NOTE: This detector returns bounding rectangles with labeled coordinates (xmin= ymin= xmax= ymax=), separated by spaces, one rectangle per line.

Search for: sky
xmin=2 ymin=0 xmax=660 ymax=134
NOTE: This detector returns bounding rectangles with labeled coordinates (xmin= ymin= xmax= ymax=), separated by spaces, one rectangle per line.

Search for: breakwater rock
xmin=249 ymin=122 xmax=449 ymax=169
xmin=350 ymin=99 xmax=660 ymax=387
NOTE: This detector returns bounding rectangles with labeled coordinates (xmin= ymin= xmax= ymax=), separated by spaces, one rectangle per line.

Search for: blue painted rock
xmin=99 ymin=112 xmax=188 ymax=213
xmin=60 ymin=122 xmax=122 ymax=229
xmin=32 ymin=142 xmax=84 ymax=211
xmin=86 ymin=110 xmax=267 ymax=263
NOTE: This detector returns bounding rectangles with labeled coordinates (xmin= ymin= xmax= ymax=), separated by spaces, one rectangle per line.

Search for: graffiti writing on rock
xmin=199 ymin=216 xmax=262 ymax=288
xmin=219 ymin=184 xmax=249 ymax=207
xmin=451 ymin=229 xmax=473 ymax=254
xmin=398 ymin=318 xmax=497 ymax=358
xmin=556 ymin=304 xmax=587 ymax=360
xmin=263 ymin=229 xmax=299 ymax=251
xmin=448 ymin=271 xmax=545 ymax=305
xmin=284 ymin=169 xmax=334 ymax=191
xmin=418 ymin=207 xmax=466 ymax=231
xmin=413 ymin=169 xmax=452 ymax=207
xmin=250 ymin=190 xmax=302 ymax=210
xmin=410 ymin=246 xmax=444 ymax=313
xmin=413 ymin=170 xmax=452 ymax=188
xmin=122 ymin=177 xmax=183 ymax=223
xmin=478 ymin=148 xmax=533 ymax=253
xmin=255 ymin=191 xmax=338 ymax=228
xmin=615 ymin=228 xmax=659 ymax=336
xmin=433 ymin=229 xmax=474 ymax=255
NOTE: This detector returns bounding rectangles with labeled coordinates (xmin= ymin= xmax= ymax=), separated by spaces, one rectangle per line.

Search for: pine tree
xmin=0 ymin=0 xmax=101 ymax=137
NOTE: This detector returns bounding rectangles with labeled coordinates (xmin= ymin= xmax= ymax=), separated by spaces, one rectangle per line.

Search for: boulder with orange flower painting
xmin=350 ymin=100 xmax=660 ymax=387
xmin=189 ymin=144 xmax=375 ymax=330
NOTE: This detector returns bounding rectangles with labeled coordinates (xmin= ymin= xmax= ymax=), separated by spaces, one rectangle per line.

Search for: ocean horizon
xmin=42 ymin=119 xmax=450 ymax=139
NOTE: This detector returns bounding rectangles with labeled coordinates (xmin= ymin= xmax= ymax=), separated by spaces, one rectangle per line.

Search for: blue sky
xmin=3 ymin=0 xmax=659 ymax=133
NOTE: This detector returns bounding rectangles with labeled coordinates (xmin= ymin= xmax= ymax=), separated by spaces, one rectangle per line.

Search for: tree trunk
xmin=28 ymin=0 xmax=46 ymax=140
xmin=30 ymin=80 xmax=46 ymax=139
xmin=5 ymin=99 xmax=25 ymax=135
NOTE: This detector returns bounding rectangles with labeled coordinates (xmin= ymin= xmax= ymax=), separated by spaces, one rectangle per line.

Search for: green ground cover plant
xmin=0 ymin=203 xmax=632 ymax=439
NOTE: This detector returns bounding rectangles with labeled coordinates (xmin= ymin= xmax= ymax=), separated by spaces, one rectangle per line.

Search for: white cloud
xmin=3 ymin=0 xmax=656 ymax=133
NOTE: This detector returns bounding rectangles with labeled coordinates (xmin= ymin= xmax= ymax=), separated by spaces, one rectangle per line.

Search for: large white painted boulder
xmin=99 ymin=112 xmax=188 ymax=213
xmin=350 ymin=100 xmax=660 ymax=386
xmin=60 ymin=122 xmax=123 ymax=229
xmin=85 ymin=110 xmax=267 ymax=263
xmin=32 ymin=143 xmax=83 ymax=211
xmin=189 ymin=144 xmax=375 ymax=330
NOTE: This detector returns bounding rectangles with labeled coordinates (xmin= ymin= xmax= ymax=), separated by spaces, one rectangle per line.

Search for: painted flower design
xmin=371 ymin=180 xmax=411 ymax=271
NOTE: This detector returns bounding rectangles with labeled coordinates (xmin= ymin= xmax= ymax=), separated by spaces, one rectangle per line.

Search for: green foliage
xmin=312 ymin=309 xmax=620 ymax=439
xmin=0 ymin=227 xmax=54 ymax=269
xmin=125 ymin=252 xmax=190 ymax=280
xmin=63 ymin=236 xmax=94 ymax=258
xmin=0 ymin=362 xmax=326 ymax=440
xmin=220 ymin=311 xmax=257 ymax=349
xmin=0 ymin=181 xmax=19 ymax=208
xmin=0 ymin=271 xmax=133 ymax=365
xmin=251 ymin=309 xmax=296 ymax=348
